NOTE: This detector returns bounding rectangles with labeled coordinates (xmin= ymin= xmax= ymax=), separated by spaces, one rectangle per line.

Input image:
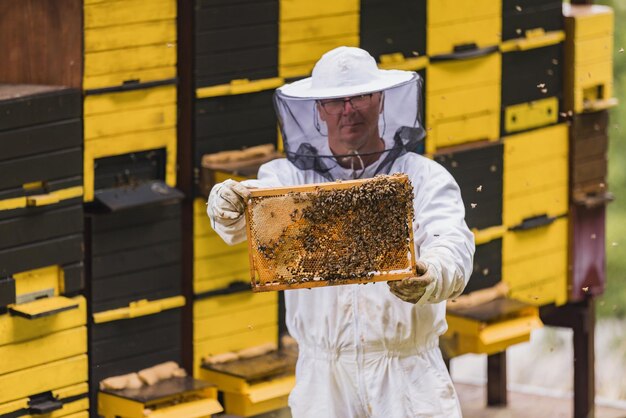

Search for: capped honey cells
xmin=245 ymin=174 xmax=417 ymax=291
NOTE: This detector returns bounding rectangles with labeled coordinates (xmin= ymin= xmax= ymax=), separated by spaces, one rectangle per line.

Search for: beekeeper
xmin=207 ymin=46 xmax=474 ymax=418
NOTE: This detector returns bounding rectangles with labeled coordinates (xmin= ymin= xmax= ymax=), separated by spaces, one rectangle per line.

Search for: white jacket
xmin=209 ymin=152 xmax=474 ymax=418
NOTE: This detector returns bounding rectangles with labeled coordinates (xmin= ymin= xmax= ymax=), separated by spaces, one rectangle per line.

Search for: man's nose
xmin=342 ymin=99 xmax=356 ymax=114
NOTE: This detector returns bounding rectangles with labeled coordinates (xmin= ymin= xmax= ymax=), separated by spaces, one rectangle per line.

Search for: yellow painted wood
xmin=0 ymin=355 xmax=87 ymax=404
xmin=378 ymin=55 xmax=428 ymax=71
xmin=0 ymin=398 xmax=27 ymax=416
xmin=503 ymin=124 xmax=568 ymax=168
xmin=84 ymin=44 xmax=176 ymax=78
xmin=280 ymin=0 xmax=358 ymax=21
xmin=194 ymin=304 xmax=278 ymax=341
xmin=193 ymin=325 xmax=278 ymax=376
xmin=504 ymin=97 xmax=559 ymax=133
xmin=427 ymin=16 xmax=501 ymax=56
xmin=279 ymin=35 xmax=359 ymax=78
xmin=13 ymin=265 xmax=60 ymax=299
xmin=83 ymin=67 xmax=177 ymax=91
xmin=194 ymin=251 xmax=251 ymax=283
xmin=99 ymin=390 xmax=222 ymax=418
xmin=0 ymin=326 xmax=86 ymax=375
xmin=564 ymin=4 xmax=613 ymax=40
xmin=427 ymin=83 xmax=500 ymax=121
xmin=62 ymin=412 xmax=89 ymax=418
xmin=84 ymin=85 xmax=176 ymax=116
xmin=93 ymin=296 xmax=185 ymax=324
xmin=473 ymin=225 xmax=506 ymax=246
xmin=0 ymin=196 xmax=26 ymax=211
xmin=503 ymin=249 xmax=568 ymax=306
xmin=503 ymin=124 xmax=568 ymax=226
xmin=195 ymin=234 xmax=248 ymax=258
xmin=99 ymin=393 xmax=145 ymax=417
xmin=280 ymin=34 xmax=359 ymax=66
xmin=571 ymin=36 xmax=613 ymax=66
xmin=427 ymin=0 xmax=500 ymax=26
xmin=0 ymin=297 xmax=86 ymax=346
xmin=505 ymin=158 xmax=567 ymax=200
xmin=84 ymin=0 xmax=176 ymax=29
xmin=10 ymin=296 xmax=79 ymax=319
xmin=503 ymin=218 xmax=568 ymax=264
xmin=198 ymin=369 xmax=294 ymax=401
xmin=568 ymin=59 xmax=615 ymax=113
xmin=427 ymin=53 xmax=501 ymax=92
xmin=194 ymin=276 xmax=252 ymax=295
xmin=445 ymin=310 xmax=542 ymax=356
xmin=426 ymin=112 xmax=500 ymax=153
xmin=83 ymin=128 xmax=176 ymax=201
xmin=148 ymin=398 xmax=222 ymax=417
xmin=223 ymin=392 xmax=289 ymax=417
xmin=574 ymin=60 xmax=613 ymax=88
xmin=194 ymin=213 xmax=214 ymax=238
xmin=499 ymin=30 xmax=564 ymax=52
xmin=194 ymin=292 xmax=276 ymax=320
xmin=85 ymin=20 xmax=176 ymax=53
xmin=26 ymin=187 xmax=83 ymax=206
xmin=280 ymin=14 xmax=358 ymax=43
xmin=84 ymin=104 xmax=176 ymax=140
xmin=504 ymin=185 xmax=568 ymax=228
xmin=196 ymin=78 xmax=283 ymax=99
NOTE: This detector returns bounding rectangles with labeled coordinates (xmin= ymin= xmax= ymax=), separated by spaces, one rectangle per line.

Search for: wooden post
xmin=177 ymin=0 xmax=195 ymax=373
xmin=487 ymin=351 xmax=507 ymax=406
xmin=541 ymin=299 xmax=596 ymax=418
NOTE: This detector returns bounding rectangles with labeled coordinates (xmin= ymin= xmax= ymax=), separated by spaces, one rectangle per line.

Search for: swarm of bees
xmin=247 ymin=174 xmax=415 ymax=289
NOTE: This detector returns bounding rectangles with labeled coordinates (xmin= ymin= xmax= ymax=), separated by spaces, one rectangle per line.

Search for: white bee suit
xmin=208 ymin=150 xmax=474 ymax=417
xmin=207 ymin=46 xmax=474 ymax=417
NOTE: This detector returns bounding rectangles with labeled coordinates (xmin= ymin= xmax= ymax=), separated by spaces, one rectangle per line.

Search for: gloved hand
xmin=207 ymin=179 xmax=251 ymax=244
xmin=207 ymin=179 xmax=251 ymax=225
xmin=388 ymin=261 xmax=436 ymax=304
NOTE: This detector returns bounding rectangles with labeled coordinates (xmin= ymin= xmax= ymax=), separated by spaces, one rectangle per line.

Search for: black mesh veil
xmin=274 ymin=73 xmax=425 ymax=181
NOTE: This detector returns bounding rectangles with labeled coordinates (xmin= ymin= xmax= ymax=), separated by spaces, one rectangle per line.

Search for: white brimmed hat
xmin=278 ymin=46 xmax=416 ymax=99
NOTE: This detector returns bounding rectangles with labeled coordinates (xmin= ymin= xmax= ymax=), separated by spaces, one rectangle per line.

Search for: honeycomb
xmin=245 ymin=174 xmax=417 ymax=291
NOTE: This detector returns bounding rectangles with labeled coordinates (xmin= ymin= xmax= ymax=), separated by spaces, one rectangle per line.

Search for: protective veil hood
xmin=274 ymin=46 xmax=425 ymax=180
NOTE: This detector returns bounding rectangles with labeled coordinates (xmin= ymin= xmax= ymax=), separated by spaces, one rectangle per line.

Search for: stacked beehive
xmin=564 ymin=4 xmax=615 ymax=302
xmin=80 ymin=1 xmax=205 ymax=416
xmin=361 ymin=0 xmax=614 ymax=356
xmin=191 ymin=1 xmax=291 ymax=415
xmin=0 ymin=86 xmax=88 ymax=418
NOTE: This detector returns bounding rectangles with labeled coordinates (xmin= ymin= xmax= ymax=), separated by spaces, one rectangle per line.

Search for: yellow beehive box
xmin=563 ymin=4 xmax=617 ymax=113
xmin=83 ymin=0 xmax=177 ymax=90
xmin=503 ymin=124 xmax=568 ymax=228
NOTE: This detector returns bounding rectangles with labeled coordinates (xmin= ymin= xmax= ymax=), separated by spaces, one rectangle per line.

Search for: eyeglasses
xmin=319 ymin=94 xmax=374 ymax=115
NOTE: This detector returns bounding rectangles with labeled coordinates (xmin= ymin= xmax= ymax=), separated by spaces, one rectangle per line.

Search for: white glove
xmin=207 ymin=179 xmax=251 ymax=244
xmin=388 ymin=261 xmax=437 ymax=304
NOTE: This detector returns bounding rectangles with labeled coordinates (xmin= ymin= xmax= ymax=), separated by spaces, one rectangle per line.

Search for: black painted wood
xmin=0 ymin=119 xmax=81 ymax=161
xmin=0 ymin=203 xmax=83 ymax=250
xmin=91 ymin=264 xmax=182 ymax=313
xmin=0 ymin=234 xmax=83 ymax=276
xmin=360 ymin=0 xmax=426 ymax=59
xmin=434 ymin=142 xmax=503 ymax=230
xmin=0 ymin=147 xmax=82 ymax=191
xmin=465 ymin=238 xmax=502 ymax=294
xmin=502 ymin=0 xmax=563 ymax=41
xmin=0 ymin=85 xmax=81 ymax=131
xmin=94 ymin=149 xmax=166 ymax=192
xmin=89 ymin=200 xmax=181 ymax=232
xmin=501 ymin=43 xmax=563 ymax=107
xmin=194 ymin=0 xmax=278 ymax=87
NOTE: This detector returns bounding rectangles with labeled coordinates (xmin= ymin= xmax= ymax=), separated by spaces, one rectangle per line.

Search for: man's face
xmin=318 ymin=92 xmax=383 ymax=153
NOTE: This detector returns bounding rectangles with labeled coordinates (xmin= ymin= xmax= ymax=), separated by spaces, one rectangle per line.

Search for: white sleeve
xmin=411 ymin=161 xmax=475 ymax=304
xmin=206 ymin=159 xmax=295 ymax=245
